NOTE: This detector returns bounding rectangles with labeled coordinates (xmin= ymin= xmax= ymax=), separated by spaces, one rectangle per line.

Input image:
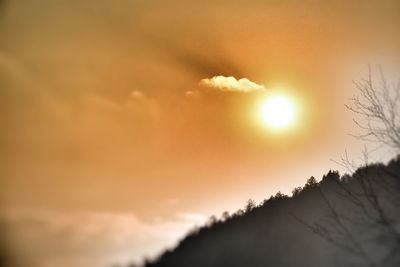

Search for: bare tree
xmin=347 ymin=67 xmax=400 ymax=151
xmin=303 ymin=69 xmax=400 ymax=267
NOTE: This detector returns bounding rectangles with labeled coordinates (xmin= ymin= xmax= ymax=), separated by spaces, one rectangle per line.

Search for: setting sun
xmin=260 ymin=95 xmax=296 ymax=130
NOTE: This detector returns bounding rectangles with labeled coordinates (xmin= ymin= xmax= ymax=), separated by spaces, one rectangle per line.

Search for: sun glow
xmin=259 ymin=95 xmax=296 ymax=130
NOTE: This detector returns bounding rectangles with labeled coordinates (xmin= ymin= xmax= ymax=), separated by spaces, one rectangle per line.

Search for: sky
xmin=1 ymin=0 xmax=400 ymax=266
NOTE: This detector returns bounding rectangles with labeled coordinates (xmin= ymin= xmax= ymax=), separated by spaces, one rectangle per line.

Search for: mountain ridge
xmin=131 ymin=157 xmax=400 ymax=267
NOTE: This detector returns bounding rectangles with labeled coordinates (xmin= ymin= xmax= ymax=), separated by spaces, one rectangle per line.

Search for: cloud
xmin=130 ymin=90 xmax=145 ymax=100
xmin=199 ymin=76 xmax=266 ymax=93
xmin=185 ymin=90 xmax=202 ymax=98
xmin=0 ymin=208 xmax=204 ymax=267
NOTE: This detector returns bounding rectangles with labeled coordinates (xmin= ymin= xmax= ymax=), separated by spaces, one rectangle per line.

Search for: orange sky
xmin=1 ymin=0 xmax=400 ymax=266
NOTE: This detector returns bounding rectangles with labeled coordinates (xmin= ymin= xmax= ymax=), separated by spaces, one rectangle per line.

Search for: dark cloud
xmin=164 ymin=44 xmax=243 ymax=78
xmin=137 ymin=31 xmax=243 ymax=78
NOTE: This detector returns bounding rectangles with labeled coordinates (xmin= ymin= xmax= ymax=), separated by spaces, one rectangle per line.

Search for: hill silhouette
xmin=131 ymin=157 xmax=400 ymax=267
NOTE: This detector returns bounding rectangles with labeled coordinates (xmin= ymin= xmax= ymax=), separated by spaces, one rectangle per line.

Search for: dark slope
xmin=141 ymin=158 xmax=400 ymax=267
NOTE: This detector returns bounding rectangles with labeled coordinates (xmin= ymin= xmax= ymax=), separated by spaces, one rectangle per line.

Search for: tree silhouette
xmin=305 ymin=176 xmax=318 ymax=188
xmin=291 ymin=186 xmax=302 ymax=197
xmin=303 ymin=69 xmax=400 ymax=267
xmin=245 ymin=199 xmax=256 ymax=212
xmin=221 ymin=211 xmax=230 ymax=222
